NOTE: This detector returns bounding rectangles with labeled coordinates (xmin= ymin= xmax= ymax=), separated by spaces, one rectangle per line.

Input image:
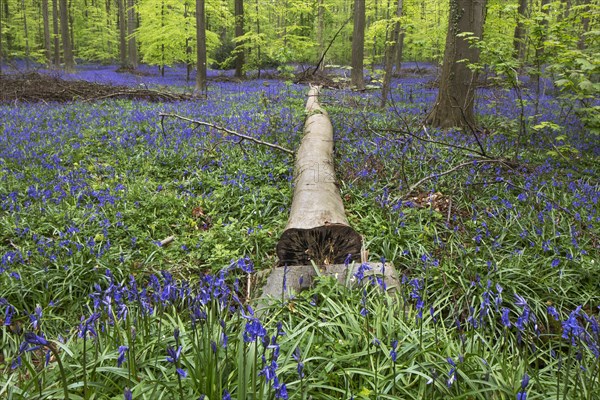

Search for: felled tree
xmin=277 ymin=86 xmax=362 ymax=266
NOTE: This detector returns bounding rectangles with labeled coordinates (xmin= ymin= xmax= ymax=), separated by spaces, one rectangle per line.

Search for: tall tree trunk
xmin=370 ymin=0 xmax=378 ymax=73
xmin=426 ymin=0 xmax=487 ymax=129
xmin=127 ymin=0 xmax=137 ymax=68
xmin=381 ymin=0 xmax=403 ymax=106
xmin=316 ymin=0 xmax=324 ymax=70
xmin=59 ymin=0 xmax=74 ymax=70
xmin=394 ymin=19 xmax=404 ymax=74
xmin=185 ymin=1 xmax=192 ymax=82
xmin=513 ymin=0 xmax=528 ymax=61
xmin=234 ymin=0 xmax=244 ymax=78
xmin=52 ymin=0 xmax=60 ymax=66
xmin=535 ymin=0 xmax=550 ymax=61
xmin=195 ymin=0 xmax=207 ymax=93
xmin=351 ymin=0 xmax=365 ymax=89
xmin=578 ymin=0 xmax=590 ymax=50
xmin=0 ymin=0 xmax=3 ymax=75
xmin=117 ymin=0 xmax=127 ymax=67
xmin=42 ymin=0 xmax=52 ymax=65
xmin=21 ymin=0 xmax=31 ymax=69
xmin=255 ymin=0 xmax=261 ymax=77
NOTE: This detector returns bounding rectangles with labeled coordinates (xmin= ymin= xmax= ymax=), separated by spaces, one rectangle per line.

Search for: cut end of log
xmin=276 ymin=225 xmax=362 ymax=266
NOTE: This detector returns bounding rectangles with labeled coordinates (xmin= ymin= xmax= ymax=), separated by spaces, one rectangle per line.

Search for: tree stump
xmin=276 ymin=86 xmax=363 ymax=266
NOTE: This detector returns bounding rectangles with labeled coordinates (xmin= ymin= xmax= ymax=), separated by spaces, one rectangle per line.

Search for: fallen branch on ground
xmin=159 ymin=113 xmax=295 ymax=156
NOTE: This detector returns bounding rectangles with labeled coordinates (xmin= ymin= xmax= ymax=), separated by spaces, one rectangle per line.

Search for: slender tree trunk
xmin=234 ymin=0 xmax=244 ymax=78
xmin=426 ymin=0 xmax=487 ymax=129
xmin=127 ymin=0 xmax=137 ymax=68
xmin=578 ymin=0 xmax=590 ymax=50
xmin=0 ymin=0 xmax=3 ymax=75
xmin=117 ymin=0 xmax=127 ymax=67
xmin=394 ymin=15 xmax=404 ymax=74
xmin=513 ymin=0 xmax=528 ymax=61
xmin=59 ymin=0 xmax=74 ymax=70
xmin=370 ymin=0 xmax=378 ymax=73
xmin=42 ymin=0 xmax=52 ymax=65
xmin=535 ymin=0 xmax=550 ymax=61
xmin=185 ymin=1 xmax=192 ymax=82
xmin=255 ymin=0 xmax=261 ymax=77
xmin=381 ymin=0 xmax=403 ymax=106
xmin=317 ymin=0 xmax=324 ymax=70
xmin=351 ymin=0 xmax=365 ymax=89
xmin=21 ymin=0 xmax=31 ymax=69
xmin=52 ymin=0 xmax=60 ymax=66
xmin=195 ymin=0 xmax=207 ymax=93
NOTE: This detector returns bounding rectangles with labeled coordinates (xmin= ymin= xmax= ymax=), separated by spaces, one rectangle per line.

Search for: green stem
xmin=82 ymin=336 xmax=87 ymax=400
xmin=50 ymin=344 xmax=69 ymax=399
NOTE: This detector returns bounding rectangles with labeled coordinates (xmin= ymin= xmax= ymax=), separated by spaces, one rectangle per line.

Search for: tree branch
xmin=159 ymin=113 xmax=295 ymax=156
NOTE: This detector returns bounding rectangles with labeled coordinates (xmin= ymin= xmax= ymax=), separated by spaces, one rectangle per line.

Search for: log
xmin=276 ymin=86 xmax=363 ymax=265
xmin=256 ymin=262 xmax=399 ymax=308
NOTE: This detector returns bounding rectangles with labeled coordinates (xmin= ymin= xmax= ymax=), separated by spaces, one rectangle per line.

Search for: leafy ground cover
xmin=0 ymin=64 xmax=598 ymax=399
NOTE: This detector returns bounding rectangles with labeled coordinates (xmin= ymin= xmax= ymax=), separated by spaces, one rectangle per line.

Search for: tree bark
xmin=195 ymin=0 xmax=207 ymax=93
xmin=0 ymin=0 xmax=3 ymax=75
xmin=316 ymin=0 xmax=324 ymax=70
xmin=426 ymin=0 xmax=487 ymax=130
xmin=42 ymin=0 xmax=52 ymax=66
xmin=276 ymin=86 xmax=363 ymax=266
xmin=59 ymin=0 xmax=74 ymax=70
xmin=52 ymin=0 xmax=60 ymax=67
xmin=351 ymin=0 xmax=365 ymax=89
xmin=381 ymin=0 xmax=403 ymax=106
xmin=21 ymin=0 xmax=31 ymax=69
xmin=117 ymin=0 xmax=127 ymax=67
xmin=127 ymin=0 xmax=137 ymax=68
xmin=513 ymin=0 xmax=528 ymax=61
xmin=234 ymin=0 xmax=244 ymax=78
xmin=578 ymin=0 xmax=590 ymax=50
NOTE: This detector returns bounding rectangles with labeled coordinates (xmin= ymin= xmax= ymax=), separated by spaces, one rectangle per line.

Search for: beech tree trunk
xmin=513 ymin=0 xmax=528 ymax=61
xmin=0 ymin=1 xmax=3 ymax=75
xmin=42 ymin=0 xmax=52 ymax=66
xmin=117 ymin=0 xmax=127 ymax=67
xmin=317 ymin=0 xmax=324 ymax=70
xmin=426 ymin=0 xmax=486 ymax=130
xmin=234 ymin=0 xmax=244 ymax=78
xmin=21 ymin=0 xmax=30 ymax=69
xmin=52 ymin=0 xmax=60 ymax=67
xmin=277 ymin=86 xmax=363 ymax=266
xmin=381 ymin=0 xmax=403 ymax=106
xmin=59 ymin=0 xmax=74 ymax=70
xmin=127 ymin=0 xmax=137 ymax=68
xmin=351 ymin=0 xmax=365 ymax=89
xmin=195 ymin=0 xmax=207 ymax=93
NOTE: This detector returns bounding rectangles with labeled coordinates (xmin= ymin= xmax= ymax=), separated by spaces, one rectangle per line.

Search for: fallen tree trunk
xmin=276 ymin=86 xmax=362 ymax=266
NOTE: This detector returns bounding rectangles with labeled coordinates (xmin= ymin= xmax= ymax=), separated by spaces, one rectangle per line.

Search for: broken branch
xmin=159 ymin=113 xmax=295 ymax=156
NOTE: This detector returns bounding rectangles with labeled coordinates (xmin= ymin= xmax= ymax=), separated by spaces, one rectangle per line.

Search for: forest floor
xmin=0 ymin=72 xmax=194 ymax=103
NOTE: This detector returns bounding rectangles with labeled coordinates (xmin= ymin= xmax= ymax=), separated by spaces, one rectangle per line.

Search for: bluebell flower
xmin=547 ymin=306 xmax=560 ymax=321
xmin=166 ymin=346 xmax=182 ymax=363
xmin=118 ymin=345 xmax=128 ymax=367
xmin=124 ymin=387 xmax=132 ymax=400
xmin=390 ymin=340 xmax=398 ymax=363
xmin=24 ymin=332 xmax=50 ymax=347
xmin=30 ymin=305 xmax=43 ymax=330
xmin=222 ymin=389 xmax=231 ymax=400
xmin=562 ymin=306 xmax=584 ymax=346
xmin=501 ymin=308 xmax=511 ymax=328
xmin=176 ymin=368 xmax=187 ymax=378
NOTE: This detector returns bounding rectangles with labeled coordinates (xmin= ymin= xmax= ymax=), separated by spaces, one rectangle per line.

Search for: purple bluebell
xmin=117 ymin=345 xmax=128 ymax=367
